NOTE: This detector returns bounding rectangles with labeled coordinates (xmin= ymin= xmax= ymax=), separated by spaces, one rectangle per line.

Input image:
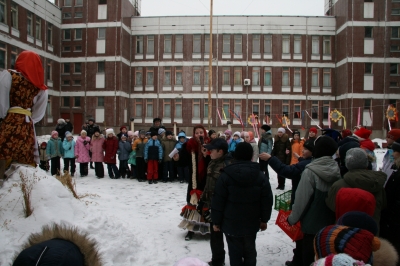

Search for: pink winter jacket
xmin=75 ymin=136 xmax=91 ymax=163
xmin=90 ymin=134 xmax=105 ymax=162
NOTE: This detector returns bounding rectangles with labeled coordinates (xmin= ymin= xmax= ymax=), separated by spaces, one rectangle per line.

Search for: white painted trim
xmin=11 ymin=28 xmax=20 ymax=38
xmin=264 ymin=54 xmax=273 ymax=59
xmin=174 ymin=86 xmax=183 ymax=91
xmin=252 ymin=86 xmax=261 ymax=92
xmin=293 ymin=87 xmax=302 ymax=93
xmin=233 ymin=86 xmax=242 ymax=91
xmin=282 ymin=87 xmax=291 ymax=92
xmin=192 ymin=53 xmax=201 ymax=59
xmin=252 ymin=54 xmax=261 ymax=59
xmin=163 ymin=86 xmax=172 ymax=91
xmin=192 ymin=86 xmax=201 ymax=91
xmin=175 ymin=53 xmax=183 ymax=59
xmin=222 ymin=86 xmax=231 ymax=91
xmin=311 ymin=87 xmax=320 ymax=93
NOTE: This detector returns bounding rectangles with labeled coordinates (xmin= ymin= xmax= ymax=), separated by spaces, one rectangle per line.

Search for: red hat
xmin=354 ymin=127 xmax=372 ymax=140
xmin=387 ymin=129 xmax=400 ymax=141
xmin=341 ymin=129 xmax=352 ymax=139
xmin=120 ymin=126 xmax=127 ymax=131
xmin=309 ymin=127 xmax=317 ymax=134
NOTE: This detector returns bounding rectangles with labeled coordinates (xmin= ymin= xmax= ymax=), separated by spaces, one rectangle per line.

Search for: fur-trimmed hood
xmin=13 ymin=223 xmax=102 ymax=266
xmin=373 ymin=238 xmax=399 ymax=266
xmin=274 ymin=133 xmax=289 ymax=143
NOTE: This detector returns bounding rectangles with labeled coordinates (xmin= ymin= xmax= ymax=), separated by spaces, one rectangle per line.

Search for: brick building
xmin=0 ymin=0 xmax=399 ymax=137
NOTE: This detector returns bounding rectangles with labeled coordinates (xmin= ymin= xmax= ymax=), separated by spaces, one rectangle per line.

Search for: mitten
xmin=203 ymin=209 xmax=212 ymax=223
xmin=196 ymin=200 xmax=204 ymax=213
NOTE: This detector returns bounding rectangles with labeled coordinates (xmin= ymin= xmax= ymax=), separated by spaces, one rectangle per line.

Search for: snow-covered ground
xmin=0 ymin=136 xmax=387 ymax=265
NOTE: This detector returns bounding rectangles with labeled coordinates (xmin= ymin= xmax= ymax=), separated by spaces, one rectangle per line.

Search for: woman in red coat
xmin=103 ymin=128 xmax=120 ymax=179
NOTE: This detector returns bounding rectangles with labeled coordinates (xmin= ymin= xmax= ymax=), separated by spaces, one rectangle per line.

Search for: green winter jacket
xmin=288 ymin=156 xmax=341 ymax=234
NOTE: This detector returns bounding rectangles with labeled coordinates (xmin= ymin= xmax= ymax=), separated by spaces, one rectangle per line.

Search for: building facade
xmin=0 ymin=0 xmax=399 ymax=136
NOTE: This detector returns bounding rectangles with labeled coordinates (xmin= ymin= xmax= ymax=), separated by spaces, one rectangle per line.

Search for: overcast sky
xmin=140 ymin=0 xmax=325 ymax=17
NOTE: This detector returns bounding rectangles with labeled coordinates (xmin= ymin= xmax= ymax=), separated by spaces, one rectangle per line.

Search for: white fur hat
xmin=233 ymin=131 xmax=241 ymax=137
xmin=277 ymin=127 xmax=286 ymax=133
xmin=106 ymin=128 xmax=114 ymax=135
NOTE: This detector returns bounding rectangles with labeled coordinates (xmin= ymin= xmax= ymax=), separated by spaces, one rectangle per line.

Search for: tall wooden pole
xmin=208 ymin=0 xmax=213 ymax=129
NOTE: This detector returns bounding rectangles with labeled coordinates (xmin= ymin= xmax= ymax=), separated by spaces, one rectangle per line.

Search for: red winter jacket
xmin=103 ymin=135 xmax=119 ymax=164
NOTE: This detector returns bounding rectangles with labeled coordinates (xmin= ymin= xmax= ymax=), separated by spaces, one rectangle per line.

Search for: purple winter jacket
xmin=75 ymin=136 xmax=91 ymax=163
xmin=90 ymin=134 xmax=105 ymax=162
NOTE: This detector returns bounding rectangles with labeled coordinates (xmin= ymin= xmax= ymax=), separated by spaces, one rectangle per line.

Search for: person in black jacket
xmin=211 ymin=142 xmax=273 ymax=266
xmin=55 ymin=118 xmax=68 ymax=142
xmin=271 ymin=127 xmax=291 ymax=190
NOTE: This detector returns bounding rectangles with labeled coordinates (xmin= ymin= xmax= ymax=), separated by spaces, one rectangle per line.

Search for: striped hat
xmin=314 ymin=225 xmax=380 ymax=264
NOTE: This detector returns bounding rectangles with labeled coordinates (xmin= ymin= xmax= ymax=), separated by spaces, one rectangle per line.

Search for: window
xmin=47 ymin=96 xmax=52 ymax=117
xmin=264 ymin=34 xmax=272 ymax=54
xmin=175 ymin=67 xmax=183 ymax=85
xmin=64 ymin=29 xmax=71 ymax=40
xmin=253 ymin=35 xmax=260 ymax=53
xmin=204 ymin=67 xmax=209 ymax=86
xmin=223 ymin=99 xmax=230 ymax=120
xmin=204 ymin=99 xmax=209 ymax=118
xmin=312 ymin=101 xmax=319 ymax=119
xmin=392 ymin=45 xmax=400 ymax=51
xmin=64 ymin=0 xmax=72 ymax=6
xmin=364 ymin=99 xmax=371 ymax=110
xmin=63 ymin=13 xmax=72 ymax=19
xmin=323 ymin=36 xmax=331 ymax=55
xmin=63 ymin=97 xmax=70 ymax=107
xmin=175 ymin=99 xmax=182 ymax=118
xmin=365 ymin=63 xmax=372 ymax=74
xmin=164 ymin=99 xmax=171 ymax=118
xmin=193 ymin=67 xmax=201 ymax=85
xmin=282 ymin=67 xmax=289 ymax=86
xmin=0 ymin=0 xmax=6 ymax=24
xmin=294 ymin=101 xmax=301 ymax=118
xmin=390 ymin=81 xmax=398 ymax=87
xmin=234 ymin=100 xmax=241 ymax=116
xmin=98 ymin=97 xmax=105 ymax=107
xmin=147 ymin=35 xmax=154 ymax=54
xmin=282 ymin=100 xmax=289 ymax=117
xmin=63 ymin=63 xmax=70 ymax=73
xmin=74 ymin=63 xmax=81 ymax=73
xmin=392 ymin=9 xmax=400 ymax=15
xmin=63 ymin=46 xmax=71 ymax=52
xmin=264 ymin=67 xmax=272 ymax=86
xmin=135 ymin=67 xmax=142 ymax=85
xmin=164 ymin=35 xmax=171 ymax=53
xmin=234 ymin=67 xmax=242 ymax=86
xmin=0 ymin=43 xmax=5 ymax=69
xmin=294 ymin=35 xmax=301 ymax=54
xmin=252 ymin=100 xmax=259 ymax=115
xmin=11 ymin=3 xmax=18 ymax=29
xmin=264 ymin=100 xmax=271 ymax=116
xmin=312 ymin=36 xmax=319 ymax=54
xmin=75 ymin=12 xmax=83 ymax=18
xmin=74 ymin=97 xmax=81 ymax=107
xmin=99 ymin=0 xmax=107 ymax=4
xmin=365 ymin=27 xmax=373 ymax=38
xmin=146 ymin=67 xmax=153 ymax=85
xmin=390 ymin=64 xmax=398 ymax=75
xmin=75 ymin=29 xmax=82 ymax=40
xmin=175 ymin=35 xmax=183 ymax=53
xmin=136 ymin=36 xmax=143 ymax=54
xmin=193 ymin=99 xmax=200 ymax=118
xmin=47 ymin=62 xmax=52 ymax=80
xmin=323 ymin=68 xmax=331 ymax=87
xmin=252 ymin=67 xmax=260 ymax=86
xmin=223 ymin=35 xmax=230 ymax=53
xmin=323 ymin=101 xmax=330 ymax=119
xmin=27 ymin=12 xmax=33 ymax=36
xmin=47 ymin=23 xmax=52 ymax=45
xmin=134 ymin=99 xmax=142 ymax=116
xmin=312 ymin=68 xmax=319 ymax=86
xmin=294 ymin=68 xmax=301 ymax=86
xmin=63 ymin=80 xmax=70 ymax=85
xmin=11 ymin=47 xmax=17 ymax=69
xmin=35 ymin=17 xmax=41 ymax=40
xmin=234 ymin=35 xmax=242 ymax=54
xmin=97 ymin=62 xmax=105 ymax=73
xmin=146 ymin=99 xmax=153 ymax=118
xmin=193 ymin=34 xmax=201 ymax=53
xmin=392 ymin=27 xmax=400 ymax=38
xmin=282 ymin=35 xmax=290 ymax=54
xmin=74 ymin=80 xmax=81 ymax=85
xmin=98 ymin=28 xmax=106 ymax=39
xmin=164 ymin=67 xmax=171 ymax=85
xmin=76 ymin=0 xmax=83 ymax=6
xmin=75 ymin=46 xmax=82 ymax=51
xmin=223 ymin=67 xmax=230 ymax=85
xmin=205 ymin=35 xmax=210 ymax=54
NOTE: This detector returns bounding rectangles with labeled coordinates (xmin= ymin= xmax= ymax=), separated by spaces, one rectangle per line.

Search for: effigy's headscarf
xmin=15 ymin=51 xmax=47 ymax=90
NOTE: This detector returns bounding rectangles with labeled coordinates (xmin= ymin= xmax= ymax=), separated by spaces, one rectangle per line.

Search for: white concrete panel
xmin=163 ymin=86 xmax=172 ymax=91
xmin=192 ymin=119 xmax=201 ymax=124
xmin=323 ymin=87 xmax=332 ymax=93
xmin=48 ymin=117 xmax=53 ymax=123
xmin=134 ymin=118 xmax=143 ymax=123
xmin=96 ymin=109 xmax=105 ymax=123
xmin=222 ymin=86 xmax=231 ymax=91
xmin=98 ymin=5 xmax=107 ymax=20
xmin=174 ymin=86 xmax=183 ymax=91
xmin=11 ymin=28 xmax=20 ymax=38
xmin=311 ymin=55 xmax=320 ymax=60
xmin=192 ymin=86 xmax=201 ymax=91
xmin=135 ymin=55 xmax=143 ymax=59
xmin=323 ymin=55 xmax=332 ymax=61
xmin=174 ymin=118 xmax=183 ymax=123
xmin=252 ymin=86 xmax=261 ymax=92
xmin=36 ymin=40 xmax=42 ymax=47
xmin=311 ymin=87 xmax=320 ymax=93
xmin=293 ymin=87 xmax=302 ymax=93
xmin=47 ymin=81 xmax=53 ymax=88
xmin=282 ymin=87 xmax=291 ymax=92
xmin=264 ymin=54 xmax=272 ymax=59
xmin=146 ymin=54 xmax=154 ymax=59
xmin=363 ymin=110 xmax=373 ymax=126
xmin=124 ymin=109 xmax=127 ymax=123
xmin=145 ymin=86 xmax=154 ymax=91
xmin=234 ymin=54 xmax=243 ymax=59
xmin=364 ymin=39 xmax=374 ymax=54
xmin=233 ymin=86 xmax=242 ymax=92
xmin=163 ymin=54 xmax=172 ymax=59
xmin=293 ymin=119 xmax=301 ymax=126
xmin=192 ymin=54 xmax=201 ymax=59
xmin=264 ymin=86 xmax=272 ymax=92
xmin=293 ymin=54 xmax=302 ymax=60
xmin=134 ymin=86 xmax=142 ymax=91
xmin=27 ymin=36 xmax=34 ymax=43
xmin=252 ymin=54 xmax=261 ymax=59
xmin=163 ymin=118 xmax=171 ymax=123
xmin=364 ymin=75 xmax=374 ymax=91
xmin=175 ymin=53 xmax=183 ymax=59
xmin=364 ymin=3 xmax=374 ymax=19
xmin=96 ymin=39 xmax=106 ymax=54
xmin=96 ymin=73 xmax=105 ymax=88
xmin=222 ymin=54 xmax=231 ymax=59
xmin=282 ymin=54 xmax=291 ymax=60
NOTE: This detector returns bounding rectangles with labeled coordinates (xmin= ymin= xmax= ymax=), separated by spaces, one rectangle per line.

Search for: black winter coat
xmin=55 ymin=124 xmax=68 ymax=142
xmin=271 ymin=134 xmax=291 ymax=165
xmin=211 ymin=161 xmax=273 ymax=236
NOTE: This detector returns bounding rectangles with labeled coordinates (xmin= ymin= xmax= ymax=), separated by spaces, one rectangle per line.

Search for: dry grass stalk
xmin=19 ymin=172 xmax=34 ymax=217
xmin=55 ymin=171 xmax=79 ymax=199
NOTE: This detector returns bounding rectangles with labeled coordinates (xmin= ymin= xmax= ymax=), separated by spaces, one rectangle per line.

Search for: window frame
xmin=234 ymin=35 xmax=242 ymax=54
xmin=193 ymin=34 xmax=201 ymax=54
xmin=282 ymin=67 xmax=290 ymax=86
xmin=11 ymin=3 xmax=18 ymax=29
xmin=223 ymin=67 xmax=230 ymax=86
xmin=164 ymin=34 xmax=172 ymax=54
xmin=147 ymin=35 xmax=154 ymax=54
xmin=223 ymin=34 xmax=230 ymax=53
xmin=252 ymin=67 xmax=260 ymax=86
xmin=175 ymin=34 xmax=183 ymax=53
xmin=282 ymin=35 xmax=290 ymax=54
xmin=27 ymin=12 xmax=33 ymax=36
xmin=312 ymin=36 xmax=319 ymax=55
xmin=146 ymin=67 xmax=154 ymax=85
xmin=98 ymin=28 xmax=106 ymax=39
xmin=264 ymin=67 xmax=272 ymax=86
xmin=252 ymin=34 xmax=260 ymax=54
xmin=135 ymin=67 xmax=143 ymax=86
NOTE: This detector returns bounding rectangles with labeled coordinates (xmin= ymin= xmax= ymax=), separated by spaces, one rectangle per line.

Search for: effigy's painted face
xmin=194 ymin=128 xmax=204 ymax=140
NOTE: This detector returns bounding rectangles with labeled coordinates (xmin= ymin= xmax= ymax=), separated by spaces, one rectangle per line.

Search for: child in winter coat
xmin=118 ymin=135 xmax=132 ymax=178
xmin=144 ymin=131 xmax=163 ymax=184
xmin=75 ymin=130 xmax=91 ymax=177
xmin=132 ymin=130 xmax=148 ymax=182
xmin=46 ymin=131 xmax=63 ymax=176
xmin=90 ymin=128 xmax=105 ymax=178
xmin=228 ymin=131 xmax=241 ymax=155
xmin=244 ymin=131 xmax=259 ymax=162
xmin=39 ymin=142 xmax=50 ymax=172
xmin=161 ymin=131 xmax=177 ymax=182
xmin=258 ymin=125 xmax=273 ymax=177
xmin=175 ymin=131 xmax=189 ymax=183
xmin=103 ymin=128 xmax=120 ymax=179
xmin=271 ymin=127 xmax=291 ymax=190
xmin=290 ymin=130 xmax=304 ymax=165
xmin=117 ymin=125 xmax=128 ymax=141
xmin=62 ymin=131 xmax=76 ymax=176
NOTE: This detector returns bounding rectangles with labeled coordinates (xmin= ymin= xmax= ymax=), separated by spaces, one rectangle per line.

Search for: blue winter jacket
xmin=175 ymin=132 xmax=187 ymax=150
xmin=117 ymin=140 xmax=132 ymax=161
xmin=62 ymin=139 xmax=76 ymax=159
xmin=228 ymin=138 xmax=241 ymax=153
xmin=144 ymin=138 xmax=163 ymax=160
xmin=46 ymin=138 xmax=64 ymax=158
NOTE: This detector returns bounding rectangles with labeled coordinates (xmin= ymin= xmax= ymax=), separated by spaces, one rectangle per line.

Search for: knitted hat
xmin=139 ymin=130 xmax=146 ymax=136
xmin=277 ymin=127 xmax=286 ymax=133
xmin=40 ymin=142 xmax=47 ymax=147
xmin=151 ymin=130 xmax=158 ymax=137
xmin=153 ymin=117 xmax=162 ymax=123
xmin=106 ymin=128 xmax=114 ymax=135
xmin=134 ymin=131 xmax=139 ymax=137
xmin=312 ymin=253 xmax=367 ymax=266
xmin=165 ymin=130 xmax=173 ymax=136
xmin=208 ymin=129 xmax=216 ymax=138
xmin=234 ymin=142 xmax=253 ymax=161
xmin=88 ymin=118 xmax=95 ymax=123
xmin=80 ymin=130 xmax=87 ymax=135
xmin=341 ymin=129 xmax=352 ymax=139
xmin=51 ymin=131 xmax=58 ymax=138
xmin=338 ymin=141 xmax=360 ymax=167
xmin=57 ymin=118 xmax=66 ymax=124
xmin=335 ymin=188 xmax=376 ymax=220
xmin=345 ymin=148 xmax=369 ymax=170
xmin=127 ymin=131 xmax=134 ymax=136
xmin=303 ymin=139 xmax=315 ymax=152
xmin=65 ymin=131 xmax=73 ymax=138
xmin=309 ymin=127 xmax=318 ymax=134
xmin=120 ymin=126 xmax=127 ymax=131
xmin=314 ymin=225 xmax=380 ymax=263
xmin=158 ymin=128 xmax=166 ymax=135
xmin=337 ymin=211 xmax=378 ymax=236
xmin=93 ymin=127 xmax=101 ymax=134
xmin=224 ymin=129 xmax=232 ymax=136
xmin=293 ymin=130 xmax=300 ymax=137
xmin=354 ymin=127 xmax=372 ymax=140
xmin=261 ymin=125 xmax=271 ymax=132
xmin=387 ymin=129 xmax=400 ymax=141
xmin=233 ymin=131 xmax=241 ymax=137
xmin=313 ymin=136 xmax=338 ymax=158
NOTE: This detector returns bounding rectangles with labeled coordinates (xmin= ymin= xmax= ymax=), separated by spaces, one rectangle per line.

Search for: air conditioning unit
xmin=244 ymin=79 xmax=251 ymax=86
